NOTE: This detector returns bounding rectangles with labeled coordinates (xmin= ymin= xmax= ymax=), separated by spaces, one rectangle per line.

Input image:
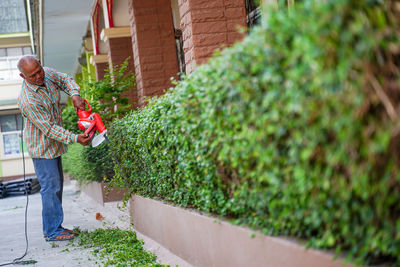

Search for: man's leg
xmin=56 ymin=158 xmax=72 ymax=233
xmin=32 ymin=157 xmax=64 ymax=239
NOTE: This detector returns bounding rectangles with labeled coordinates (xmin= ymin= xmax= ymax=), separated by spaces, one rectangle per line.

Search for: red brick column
xmin=128 ymin=0 xmax=179 ymax=107
xmin=94 ymin=62 xmax=108 ymax=80
xmin=106 ymin=36 xmax=139 ymax=108
xmin=90 ymin=54 xmax=109 ymax=80
xmin=107 ymin=37 xmax=134 ymax=73
xmin=178 ymin=0 xmax=246 ymax=73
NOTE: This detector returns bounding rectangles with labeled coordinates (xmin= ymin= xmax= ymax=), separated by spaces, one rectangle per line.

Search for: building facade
xmin=0 ymin=0 xmax=35 ymax=180
xmin=0 ymin=0 xmax=263 ymax=180
xmin=0 ymin=0 xmax=264 ymax=180
xmin=81 ymin=0 xmax=258 ymax=107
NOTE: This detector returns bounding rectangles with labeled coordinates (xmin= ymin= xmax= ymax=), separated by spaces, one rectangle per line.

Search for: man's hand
xmin=77 ymin=134 xmax=92 ymax=146
xmin=72 ymin=95 xmax=85 ymax=112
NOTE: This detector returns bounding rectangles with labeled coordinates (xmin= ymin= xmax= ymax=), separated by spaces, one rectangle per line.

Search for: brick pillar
xmin=178 ymin=0 xmax=246 ymax=73
xmin=94 ymin=63 xmax=107 ymax=80
xmin=103 ymin=27 xmax=139 ymax=109
xmin=91 ymin=54 xmax=109 ymax=80
xmin=128 ymin=0 xmax=179 ymax=107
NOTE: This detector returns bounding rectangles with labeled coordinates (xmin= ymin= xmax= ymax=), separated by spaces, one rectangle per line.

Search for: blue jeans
xmin=32 ymin=157 xmax=64 ymax=239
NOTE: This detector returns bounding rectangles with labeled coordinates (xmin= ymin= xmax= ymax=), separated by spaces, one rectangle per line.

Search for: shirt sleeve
xmin=45 ymin=67 xmax=80 ymax=97
xmin=21 ymin=101 xmax=78 ymax=145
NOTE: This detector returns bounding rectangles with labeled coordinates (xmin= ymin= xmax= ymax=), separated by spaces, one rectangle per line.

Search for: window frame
xmin=0 ymin=113 xmax=27 ymax=159
xmin=0 ymin=46 xmax=32 ymax=81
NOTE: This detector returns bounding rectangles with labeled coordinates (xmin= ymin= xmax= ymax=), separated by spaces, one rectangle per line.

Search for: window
xmin=0 ymin=0 xmax=28 ymax=34
xmin=0 ymin=46 xmax=32 ymax=58
xmin=0 ymin=46 xmax=32 ymax=81
xmin=0 ymin=114 xmax=25 ymax=157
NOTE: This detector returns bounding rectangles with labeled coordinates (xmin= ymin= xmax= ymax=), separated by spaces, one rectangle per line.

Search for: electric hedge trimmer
xmin=77 ymin=99 xmax=108 ymax=147
xmin=76 ymin=99 xmax=123 ymax=172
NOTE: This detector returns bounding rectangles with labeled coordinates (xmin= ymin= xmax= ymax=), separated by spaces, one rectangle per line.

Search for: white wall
xmin=171 ymin=0 xmax=181 ymax=29
xmin=1 ymin=157 xmax=34 ymax=177
xmin=0 ymin=80 xmax=21 ymax=101
xmin=113 ymin=0 xmax=130 ymax=27
xmin=0 ymin=107 xmax=35 ymax=178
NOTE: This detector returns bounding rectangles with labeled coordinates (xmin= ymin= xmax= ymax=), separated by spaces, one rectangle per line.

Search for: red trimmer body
xmin=76 ymin=99 xmax=125 ymax=175
xmin=77 ymin=99 xmax=107 ymax=147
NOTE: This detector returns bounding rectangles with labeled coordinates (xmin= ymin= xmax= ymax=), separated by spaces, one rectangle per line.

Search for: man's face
xmin=20 ymin=60 xmax=45 ymax=86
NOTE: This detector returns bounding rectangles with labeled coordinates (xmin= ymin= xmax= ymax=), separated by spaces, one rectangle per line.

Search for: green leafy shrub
xmin=62 ymin=143 xmax=114 ymax=184
xmin=82 ymin=58 xmax=136 ymax=123
xmin=62 ymin=59 xmax=135 ymax=133
xmin=62 ymin=105 xmax=80 ymax=133
xmin=109 ymin=0 xmax=400 ymax=264
xmin=62 ymin=143 xmax=88 ymax=182
xmin=62 ymin=59 xmax=135 ymax=183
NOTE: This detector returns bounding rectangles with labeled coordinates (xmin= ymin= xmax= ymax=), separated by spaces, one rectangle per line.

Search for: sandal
xmin=44 ymin=228 xmax=73 ymax=238
xmin=46 ymin=232 xmax=74 ymax=242
xmin=60 ymin=228 xmax=73 ymax=235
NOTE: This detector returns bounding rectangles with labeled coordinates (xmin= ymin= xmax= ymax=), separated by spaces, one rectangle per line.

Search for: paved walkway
xmin=0 ymin=179 xmax=192 ymax=267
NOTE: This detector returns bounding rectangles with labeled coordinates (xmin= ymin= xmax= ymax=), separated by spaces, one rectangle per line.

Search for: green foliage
xmin=82 ymin=58 xmax=136 ymax=123
xmin=62 ymin=143 xmax=86 ymax=182
xmin=71 ymin=228 xmax=163 ymax=266
xmin=62 ymin=143 xmax=114 ymax=184
xmin=62 ymin=105 xmax=80 ymax=133
xmin=109 ymin=0 xmax=400 ymax=265
xmin=62 ymin=59 xmax=136 ymax=183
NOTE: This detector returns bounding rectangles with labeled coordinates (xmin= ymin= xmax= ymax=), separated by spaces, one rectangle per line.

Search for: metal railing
xmin=245 ymin=0 xmax=261 ymax=28
xmin=174 ymin=28 xmax=186 ymax=78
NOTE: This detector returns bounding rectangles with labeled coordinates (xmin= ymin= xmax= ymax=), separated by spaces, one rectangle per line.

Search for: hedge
xmin=62 ymin=105 xmax=81 ymax=134
xmin=61 ymin=61 xmax=133 ymax=183
xmin=109 ymin=1 xmax=399 ymax=264
xmin=62 ymin=143 xmax=114 ymax=184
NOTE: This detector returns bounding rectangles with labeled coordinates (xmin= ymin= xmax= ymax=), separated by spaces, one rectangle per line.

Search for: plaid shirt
xmin=18 ymin=67 xmax=80 ymax=159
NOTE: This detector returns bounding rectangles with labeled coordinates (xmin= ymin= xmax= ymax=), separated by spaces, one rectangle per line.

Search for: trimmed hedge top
xmin=107 ymin=1 xmax=399 ymax=265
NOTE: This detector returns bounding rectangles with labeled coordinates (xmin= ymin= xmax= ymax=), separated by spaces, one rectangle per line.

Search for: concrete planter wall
xmin=129 ymin=195 xmax=353 ymax=267
xmin=81 ymin=181 xmax=127 ymax=205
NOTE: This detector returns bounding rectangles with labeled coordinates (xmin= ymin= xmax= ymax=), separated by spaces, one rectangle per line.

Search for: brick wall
xmin=107 ymin=36 xmax=138 ymax=108
xmin=178 ymin=0 xmax=246 ymax=73
xmin=94 ymin=62 xmax=108 ymax=81
xmin=107 ymin=37 xmax=134 ymax=73
xmin=128 ymin=0 xmax=179 ymax=107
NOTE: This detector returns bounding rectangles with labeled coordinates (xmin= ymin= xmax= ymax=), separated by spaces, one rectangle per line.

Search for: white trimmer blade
xmin=92 ymin=130 xmax=107 ymax=147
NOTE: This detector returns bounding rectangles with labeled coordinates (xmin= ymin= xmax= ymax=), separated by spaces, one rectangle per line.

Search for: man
xmin=17 ymin=55 xmax=91 ymax=242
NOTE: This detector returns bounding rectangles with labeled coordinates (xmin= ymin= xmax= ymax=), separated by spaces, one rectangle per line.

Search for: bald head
xmin=17 ymin=55 xmax=40 ymax=73
xmin=18 ymin=55 xmax=45 ymax=86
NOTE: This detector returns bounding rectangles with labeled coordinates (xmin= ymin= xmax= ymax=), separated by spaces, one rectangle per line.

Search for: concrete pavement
xmin=0 ymin=179 xmax=192 ymax=267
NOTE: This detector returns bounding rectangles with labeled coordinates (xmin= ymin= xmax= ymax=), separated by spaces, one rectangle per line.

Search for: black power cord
xmin=0 ymin=122 xmax=37 ymax=266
